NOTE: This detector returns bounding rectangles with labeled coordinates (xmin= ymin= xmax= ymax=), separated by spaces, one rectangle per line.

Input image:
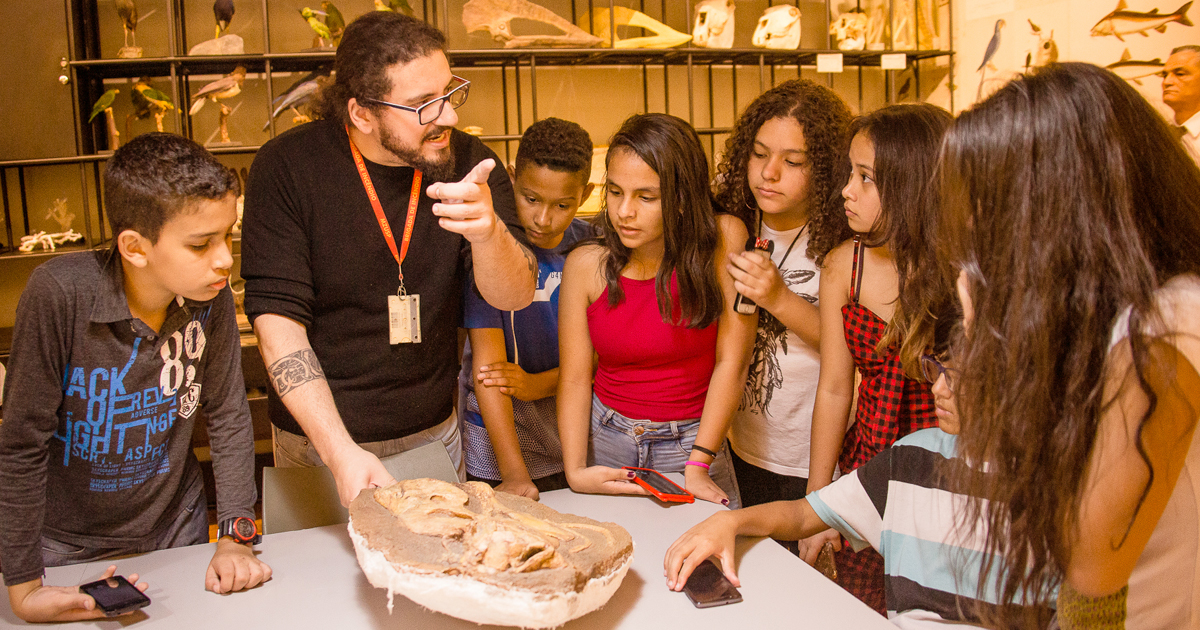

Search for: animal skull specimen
xmin=753 ymin=5 xmax=801 ymax=50
xmin=463 ymin=0 xmax=603 ymax=48
xmin=830 ymin=10 xmax=869 ymax=51
xmin=578 ymin=6 xmax=692 ymax=48
xmin=692 ymin=0 xmax=735 ymax=49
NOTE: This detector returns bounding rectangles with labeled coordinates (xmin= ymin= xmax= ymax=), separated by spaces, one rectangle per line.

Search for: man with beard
xmin=241 ymin=11 xmax=536 ymax=507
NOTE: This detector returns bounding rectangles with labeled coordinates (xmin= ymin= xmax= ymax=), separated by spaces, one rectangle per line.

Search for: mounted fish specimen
xmin=463 ymin=0 xmax=603 ymax=48
xmin=693 ymin=0 xmax=735 ymax=49
xmin=1091 ymin=0 xmax=1193 ymax=41
xmin=829 ymin=9 xmax=868 ymax=51
xmin=578 ymin=6 xmax=692 ymax=48
xmin=752 ymin=5 xmax=801 ymax=50
xmin=1107 ymin=48 xmax=1165 ymax=84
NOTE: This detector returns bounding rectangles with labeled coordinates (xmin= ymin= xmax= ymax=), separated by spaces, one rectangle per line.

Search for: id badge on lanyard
xmin=348 ymin=126 xmax=422 ymax=344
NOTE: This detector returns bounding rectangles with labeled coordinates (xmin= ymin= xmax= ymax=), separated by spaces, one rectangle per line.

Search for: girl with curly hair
xmin=944 ymin=62 xmax=1200 ymax=630
xmin=557 ymin=113 xmax=755 ymax=506
xmin=805 ymin=103 xmax=954 ymax=614
xmin=717 ymin=80 xmax=853 ymax=522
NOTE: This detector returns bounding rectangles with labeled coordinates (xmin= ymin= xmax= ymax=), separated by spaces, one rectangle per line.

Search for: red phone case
xmin=623 ymin=467 xmax=695 ymax=503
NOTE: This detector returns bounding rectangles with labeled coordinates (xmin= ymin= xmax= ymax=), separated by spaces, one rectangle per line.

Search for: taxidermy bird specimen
xmin=300 ymin=8 xmax=332 ymax=47
xmin=131 ymin=80 xmax=176 ymax=133
xmin=321 ymin=2 xmax=345 ymax=46
xmin=90 ymin=88 xmax=121 ymax=149
xmin=375 ymin=0 xmax=415 ymax=15
xmin=263 ymin=69 xmax=329 ymax=130
xmin=115 ymin=0 xmax=138 ymax=49
xmin=190 ymin=66 xmax=246 ymax=144
xmin=214 ymin=0 xmax=235 ymax=39
xmin=976 ymin=19 xmax=1005 ymax=101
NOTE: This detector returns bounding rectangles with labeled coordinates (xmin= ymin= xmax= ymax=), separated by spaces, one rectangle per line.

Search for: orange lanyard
xmin=347 ymin=126 xmax=421 ymax=289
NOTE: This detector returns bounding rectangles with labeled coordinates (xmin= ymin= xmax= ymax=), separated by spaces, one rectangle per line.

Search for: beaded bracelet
xmin=691 ymin=444 xmax=717 ymax=458
xmin=685 ymin=460 xmax=711 ymax=470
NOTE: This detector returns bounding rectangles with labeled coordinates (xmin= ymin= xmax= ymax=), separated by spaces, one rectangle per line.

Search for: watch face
xmin=234 ymin=517 xmax=256 ymax=540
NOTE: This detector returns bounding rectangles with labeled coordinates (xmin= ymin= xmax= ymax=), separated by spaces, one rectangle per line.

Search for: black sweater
xmin=241 ymin=119 xmax=522 ymax=442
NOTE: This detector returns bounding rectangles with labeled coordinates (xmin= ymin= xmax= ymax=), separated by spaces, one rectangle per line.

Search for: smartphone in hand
xmin=683 ymin=559 xmax=743 ymax=608
xmin=622 ymin=467 xmax=695 ymax=503
xmin=79 ymin=575 xmax=151 ymax=617
xmin=734 ymin=237 xmax=776 ymax=315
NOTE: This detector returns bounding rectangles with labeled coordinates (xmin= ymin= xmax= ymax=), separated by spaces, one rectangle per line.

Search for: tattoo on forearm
xmin=521 ymin=244 xmax=537 ymax=276
xmin=268 ymin=349 xmax=326 ymax=397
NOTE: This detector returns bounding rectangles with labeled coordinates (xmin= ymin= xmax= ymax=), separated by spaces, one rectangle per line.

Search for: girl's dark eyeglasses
xmin=920 ymin=354 xmax=958 ymax=387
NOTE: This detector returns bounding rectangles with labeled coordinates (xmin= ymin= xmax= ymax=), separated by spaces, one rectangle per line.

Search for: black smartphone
xmin=682 ymin=559 xmax=743 ymax=608
xmin=734 ymin=237 xmax=776 ymax=315
xmin=622 ymin=466 xmax=695 ymax=503
xmin=79 ymin=575 xmax=151 ymax=617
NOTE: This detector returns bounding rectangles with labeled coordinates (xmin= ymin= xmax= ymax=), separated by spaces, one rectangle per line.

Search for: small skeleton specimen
xmin=692 ymin=0 xmax=735 ymax=49
xmin=19 ymin=230 xmax=84 ymax=253
xmin=752 ymin=5 xmax=801 ymax=49
xmin=374 ymin=479 xmax=614 ymax=576
xmin=463 ymin=0 xmax=603 ymax=48
xmin=830 ymin=10 xmax=869 ymax=51
xmin=45 ymin=198 xmax=76 ymax=232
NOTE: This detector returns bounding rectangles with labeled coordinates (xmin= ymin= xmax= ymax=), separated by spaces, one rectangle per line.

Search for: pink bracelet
xmin=685 ymin=460 xmax=711 ymax=470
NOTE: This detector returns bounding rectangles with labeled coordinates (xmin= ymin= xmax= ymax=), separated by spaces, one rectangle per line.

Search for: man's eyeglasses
xmin=920 ymin=354 xmax=958 ymax=387
xmin=361 ymin=76 xmax=470 ymax=125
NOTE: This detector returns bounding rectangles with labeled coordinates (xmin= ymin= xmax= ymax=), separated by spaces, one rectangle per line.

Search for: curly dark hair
xmin=515 ymin=117 xmax=593 ymax=179
xmin=314 ymin=11 xmax=446 ymax=125
xmin=714 ymin=79 xmax=853 ymax=266
xmin=105 ymin=132 xmax=239 ymax=243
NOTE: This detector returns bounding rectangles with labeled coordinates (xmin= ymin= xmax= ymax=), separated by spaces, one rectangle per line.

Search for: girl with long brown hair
xmin=805 ymin=103 xmax=954 ymax=613
xmin=557 ymin=113 xmax=755 ymax=506
xmin=943 ymin=62 xmax=1200 ymax=629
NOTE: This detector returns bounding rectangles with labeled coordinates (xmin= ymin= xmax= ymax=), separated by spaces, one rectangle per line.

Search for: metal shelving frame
xmin=0 ymin=0 xmax=953 ymax=261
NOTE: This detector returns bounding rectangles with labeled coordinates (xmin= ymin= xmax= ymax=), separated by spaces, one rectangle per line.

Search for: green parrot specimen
xmin=300 ymin=8 xmax=332 ymax=43
xmin=89 ymin=89 xmax=120 ymax=123
xmin=132 ymin=81 xmax=176 ymax=132
xmin=374 ymin=0 xmax=414 ymax=16
xmin=321 ymin=1 xmax=345 ymax=46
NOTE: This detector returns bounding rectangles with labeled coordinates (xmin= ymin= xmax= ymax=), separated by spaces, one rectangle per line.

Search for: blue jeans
xmin=589 ymin=394 xmax=741 ymax=509
xmin=41 ymin=476 xmax=209 ymax=569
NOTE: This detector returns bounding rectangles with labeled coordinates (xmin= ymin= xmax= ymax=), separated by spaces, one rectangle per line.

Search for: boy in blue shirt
xmin=0 ymin=134 xmax=270 ymax=622
xmin=460 ymin=118 xmax=595 ymax=500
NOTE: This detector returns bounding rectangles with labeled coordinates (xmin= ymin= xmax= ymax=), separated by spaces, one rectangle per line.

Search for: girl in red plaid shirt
xmin=803 ymin=104 xmax=955 ymax=614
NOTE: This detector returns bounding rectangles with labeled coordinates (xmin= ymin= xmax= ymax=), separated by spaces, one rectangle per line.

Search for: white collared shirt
xmin=1179 ymin=111 xmax=1200 ymax=167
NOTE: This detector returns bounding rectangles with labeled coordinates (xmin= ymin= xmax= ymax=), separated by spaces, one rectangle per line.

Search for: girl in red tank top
xmin=804 ymin=104 xmax=955 ymax=614
xmin=557 ymin=114 xmax=756 ymax=506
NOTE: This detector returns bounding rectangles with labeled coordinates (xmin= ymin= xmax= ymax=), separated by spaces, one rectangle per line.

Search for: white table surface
xmin=0 ymin=488 xmax=894 ymax=629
